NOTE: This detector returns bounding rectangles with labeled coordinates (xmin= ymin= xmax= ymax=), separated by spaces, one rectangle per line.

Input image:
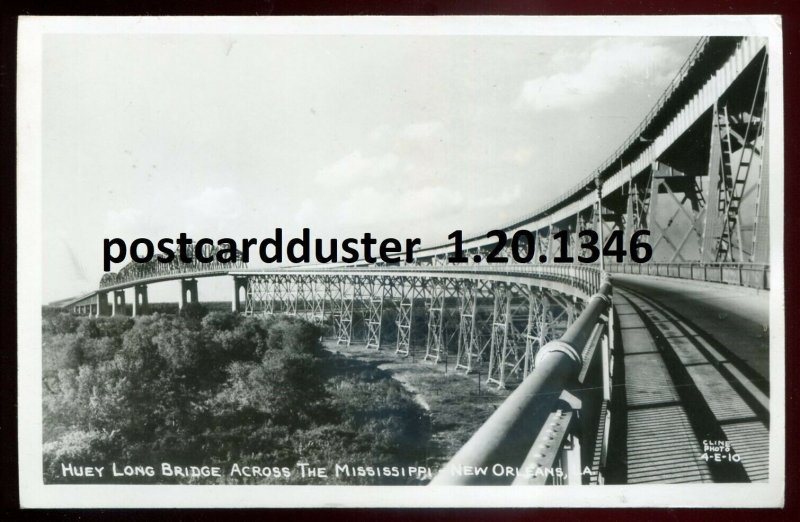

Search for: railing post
xmin=596 ymin=176 xmax=605 ymax=272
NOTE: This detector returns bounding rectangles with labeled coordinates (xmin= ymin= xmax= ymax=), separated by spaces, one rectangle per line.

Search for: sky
xmin=41 ymin=33 xmax=698 ymax=302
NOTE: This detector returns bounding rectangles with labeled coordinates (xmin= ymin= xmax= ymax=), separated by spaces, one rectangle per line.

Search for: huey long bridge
xmin=66 ymin=37 xmax=771 ymax=485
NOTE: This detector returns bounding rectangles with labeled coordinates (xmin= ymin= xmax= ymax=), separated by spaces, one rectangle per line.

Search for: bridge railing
xmin=606 ymin=262 xmax=770 ymax=290
xmin=302 ymin=263 xmax=605 ymax=299
xmin=430 ymin=276 xmax=613 ymax=485
xmin=386 ymin=264 xmax=604 ymax=296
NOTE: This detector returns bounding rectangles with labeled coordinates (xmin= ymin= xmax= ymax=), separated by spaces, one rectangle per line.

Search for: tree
xmin=267 ymin=317 xmax=322 ymax=355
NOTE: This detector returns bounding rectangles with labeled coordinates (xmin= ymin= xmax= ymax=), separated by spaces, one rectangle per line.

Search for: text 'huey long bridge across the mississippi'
xmin=66 ymin=36 xmax=772 ymax=486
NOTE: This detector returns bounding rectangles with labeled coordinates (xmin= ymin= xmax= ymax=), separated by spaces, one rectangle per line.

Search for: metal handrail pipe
xmin=430 ymin=278 xmax=612 ymax=485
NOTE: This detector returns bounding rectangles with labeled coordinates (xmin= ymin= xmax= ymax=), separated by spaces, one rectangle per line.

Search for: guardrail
xmin=430 ymin=276 xmax=613 ymax=485
xmin=606 ymin=262 xmax=770 ymax=290
xmin=244 ymin=264 xmax=605 ymax=298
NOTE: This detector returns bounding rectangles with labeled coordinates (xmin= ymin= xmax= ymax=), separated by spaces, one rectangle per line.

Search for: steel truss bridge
xmin=64 ymin=36 xmax=772 ymax=486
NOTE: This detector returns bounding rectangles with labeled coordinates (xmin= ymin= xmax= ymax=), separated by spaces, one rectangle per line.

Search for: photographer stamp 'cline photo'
xmin=16 ymin=15 xmax=784 ymax=508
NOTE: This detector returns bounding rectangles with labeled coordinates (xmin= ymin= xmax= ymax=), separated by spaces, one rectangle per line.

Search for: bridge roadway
xmin=612 ymin=274 xmax=770 ymax=382
xmin=608 ymin=277 xmax=769 ymax=484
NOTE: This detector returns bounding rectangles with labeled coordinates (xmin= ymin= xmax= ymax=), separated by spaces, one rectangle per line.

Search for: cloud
xmin=327 ymin=186 xmax=460 ymax=229
xmin=182 ymin=186 xmax=242 ymax=219
xmin=501 ymin=146 xmax=534 ymax=166
xmin=106 ymin=207 xmax=145 ymax=231
xmin=518 ymin=39 xmax=682 ymax=112
xmin=299 ymin=183 xmax=523 ymax=241
xmin=400 ymin=121 xmax=445 ymax=141
xmin=315 ymin=150 xmax=399 ymax=188
xmin=104 ymin=187 xmax=245 ymax=241
xmin=472 ymin=184 xmax=522 ymax=209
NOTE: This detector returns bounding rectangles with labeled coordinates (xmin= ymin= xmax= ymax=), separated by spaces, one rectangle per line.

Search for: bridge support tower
xmin=232 ymin=276 xmax=248 ymax=312
xmin=96 ymin=291 xmax=112 ymax=317
xmin=112 ymin=290 xmax=126 ymax=316
xmin=180 ymin=279 xmax=199 ymax=310
xmin=424 ymin=278 xmax=446 ymax=362
xmin=133 ymin=284 xmax=149 ymax=316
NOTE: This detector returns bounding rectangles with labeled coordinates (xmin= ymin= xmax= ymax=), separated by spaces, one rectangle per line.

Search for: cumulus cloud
xmin=518 ymin=39 xmax=682 ymax=112
xmin=105 ymin=186 xmax=246 ymax=241
xmin=472 ymin=184 xmax=522 ymax=209
xmin=315 ymin=150 xmax=399 ymax=188
xmin=106 ymin=207 xmax=145 ymax=230
xmin=327 ymin=186 xmax=461 ymax=228
xmin=501 ymin=146 xmax=534 ymax=166
xmin=400 ymin=121 xmax=445 ymax=141
xmin=182 ymin=186 xmax=243 ymax=219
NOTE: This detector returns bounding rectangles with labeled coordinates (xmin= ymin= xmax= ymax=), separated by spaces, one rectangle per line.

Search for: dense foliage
xmin=42 ymin=308 xmax=430 ymax=484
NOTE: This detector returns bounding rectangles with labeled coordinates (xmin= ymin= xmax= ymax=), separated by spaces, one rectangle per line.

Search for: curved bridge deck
xmin=610 ymin=280 xmax=769 ymax=484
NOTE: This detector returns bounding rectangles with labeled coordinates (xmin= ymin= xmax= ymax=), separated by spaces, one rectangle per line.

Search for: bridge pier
xmin=96 ymin=291 xmax=112 ymax=317
xmin=455 ymin=281 xmax=483 ymax=373
xmin=180 ymin=278 xmax=199 ymax=310
xmin=395 ymin=278 xmax=418 ymax=357
xmin=334 ymin=277 xmax=354 ymax=347
xmin=365 ymin=277 xmax=384 ymax=350
xmin=133 ymin=284 xmax=149 ymax=316
xmin=310 ymin=276 xmax=329 ymax=323
xmin=424 ymin=279 xmax=446 ymax=362
xmin=232 ymin=276 xmax=248 ymax=312
xmin=112 ymin=290 xmax=126 ymax=316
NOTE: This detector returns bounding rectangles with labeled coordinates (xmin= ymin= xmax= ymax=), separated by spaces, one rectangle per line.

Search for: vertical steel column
xmin=702 ymin=103 xmax=726 ymax=261
xmin=296 ymin=275 xmax=313 ymax=320
xmin=264 ymin=275 xmax=277 ymax=315
xmin=244 ymin=277 xmax=256 ymax=316
xmin=365 ymin=276 xmax=384 ymax=350
xmin=269 ymin=274 xmax=285 ymax=315
xmin=571 ymin=214 xmax=580 ymax=262
xmin=396 ymin=277 xmax=415 ymax=356
xmin=548 ymin=223 xmax=557 ymax=263
xmin=752 ymin=97 xmax=770 ymax=263
xmin=284 ymin=276 xmax=298 ymax=315
xmin=525 ymin=291 xmax=550 ymax=375
xmin=455 ymin=281 xmax=481 ymax=373
xmin=596 ymin=176 xmax=605 ymax=271
xmin=310 ymin=275 xmax=328 ymax=324
xmin=487 ymin=284 xmax=511 ymax=388
xmin=335 ymin=276 xmax=354 ymax=347
xmin=624 ymin=172 xmax=635 ymax=257
xmin=328 ymin=276 xmax=342 ymax=339
xmin=424 ymin=278 xmax=446 ymax=362
xmin=339 ymin=282 xmax=352 ymax=346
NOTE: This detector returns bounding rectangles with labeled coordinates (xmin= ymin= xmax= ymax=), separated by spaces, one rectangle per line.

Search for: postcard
xmin=17 ymin=15 xmax=784 ymax=507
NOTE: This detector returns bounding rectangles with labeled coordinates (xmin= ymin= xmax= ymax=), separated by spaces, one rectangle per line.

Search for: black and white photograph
xmin=16 ymin=15 xmax=784 ymax=507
